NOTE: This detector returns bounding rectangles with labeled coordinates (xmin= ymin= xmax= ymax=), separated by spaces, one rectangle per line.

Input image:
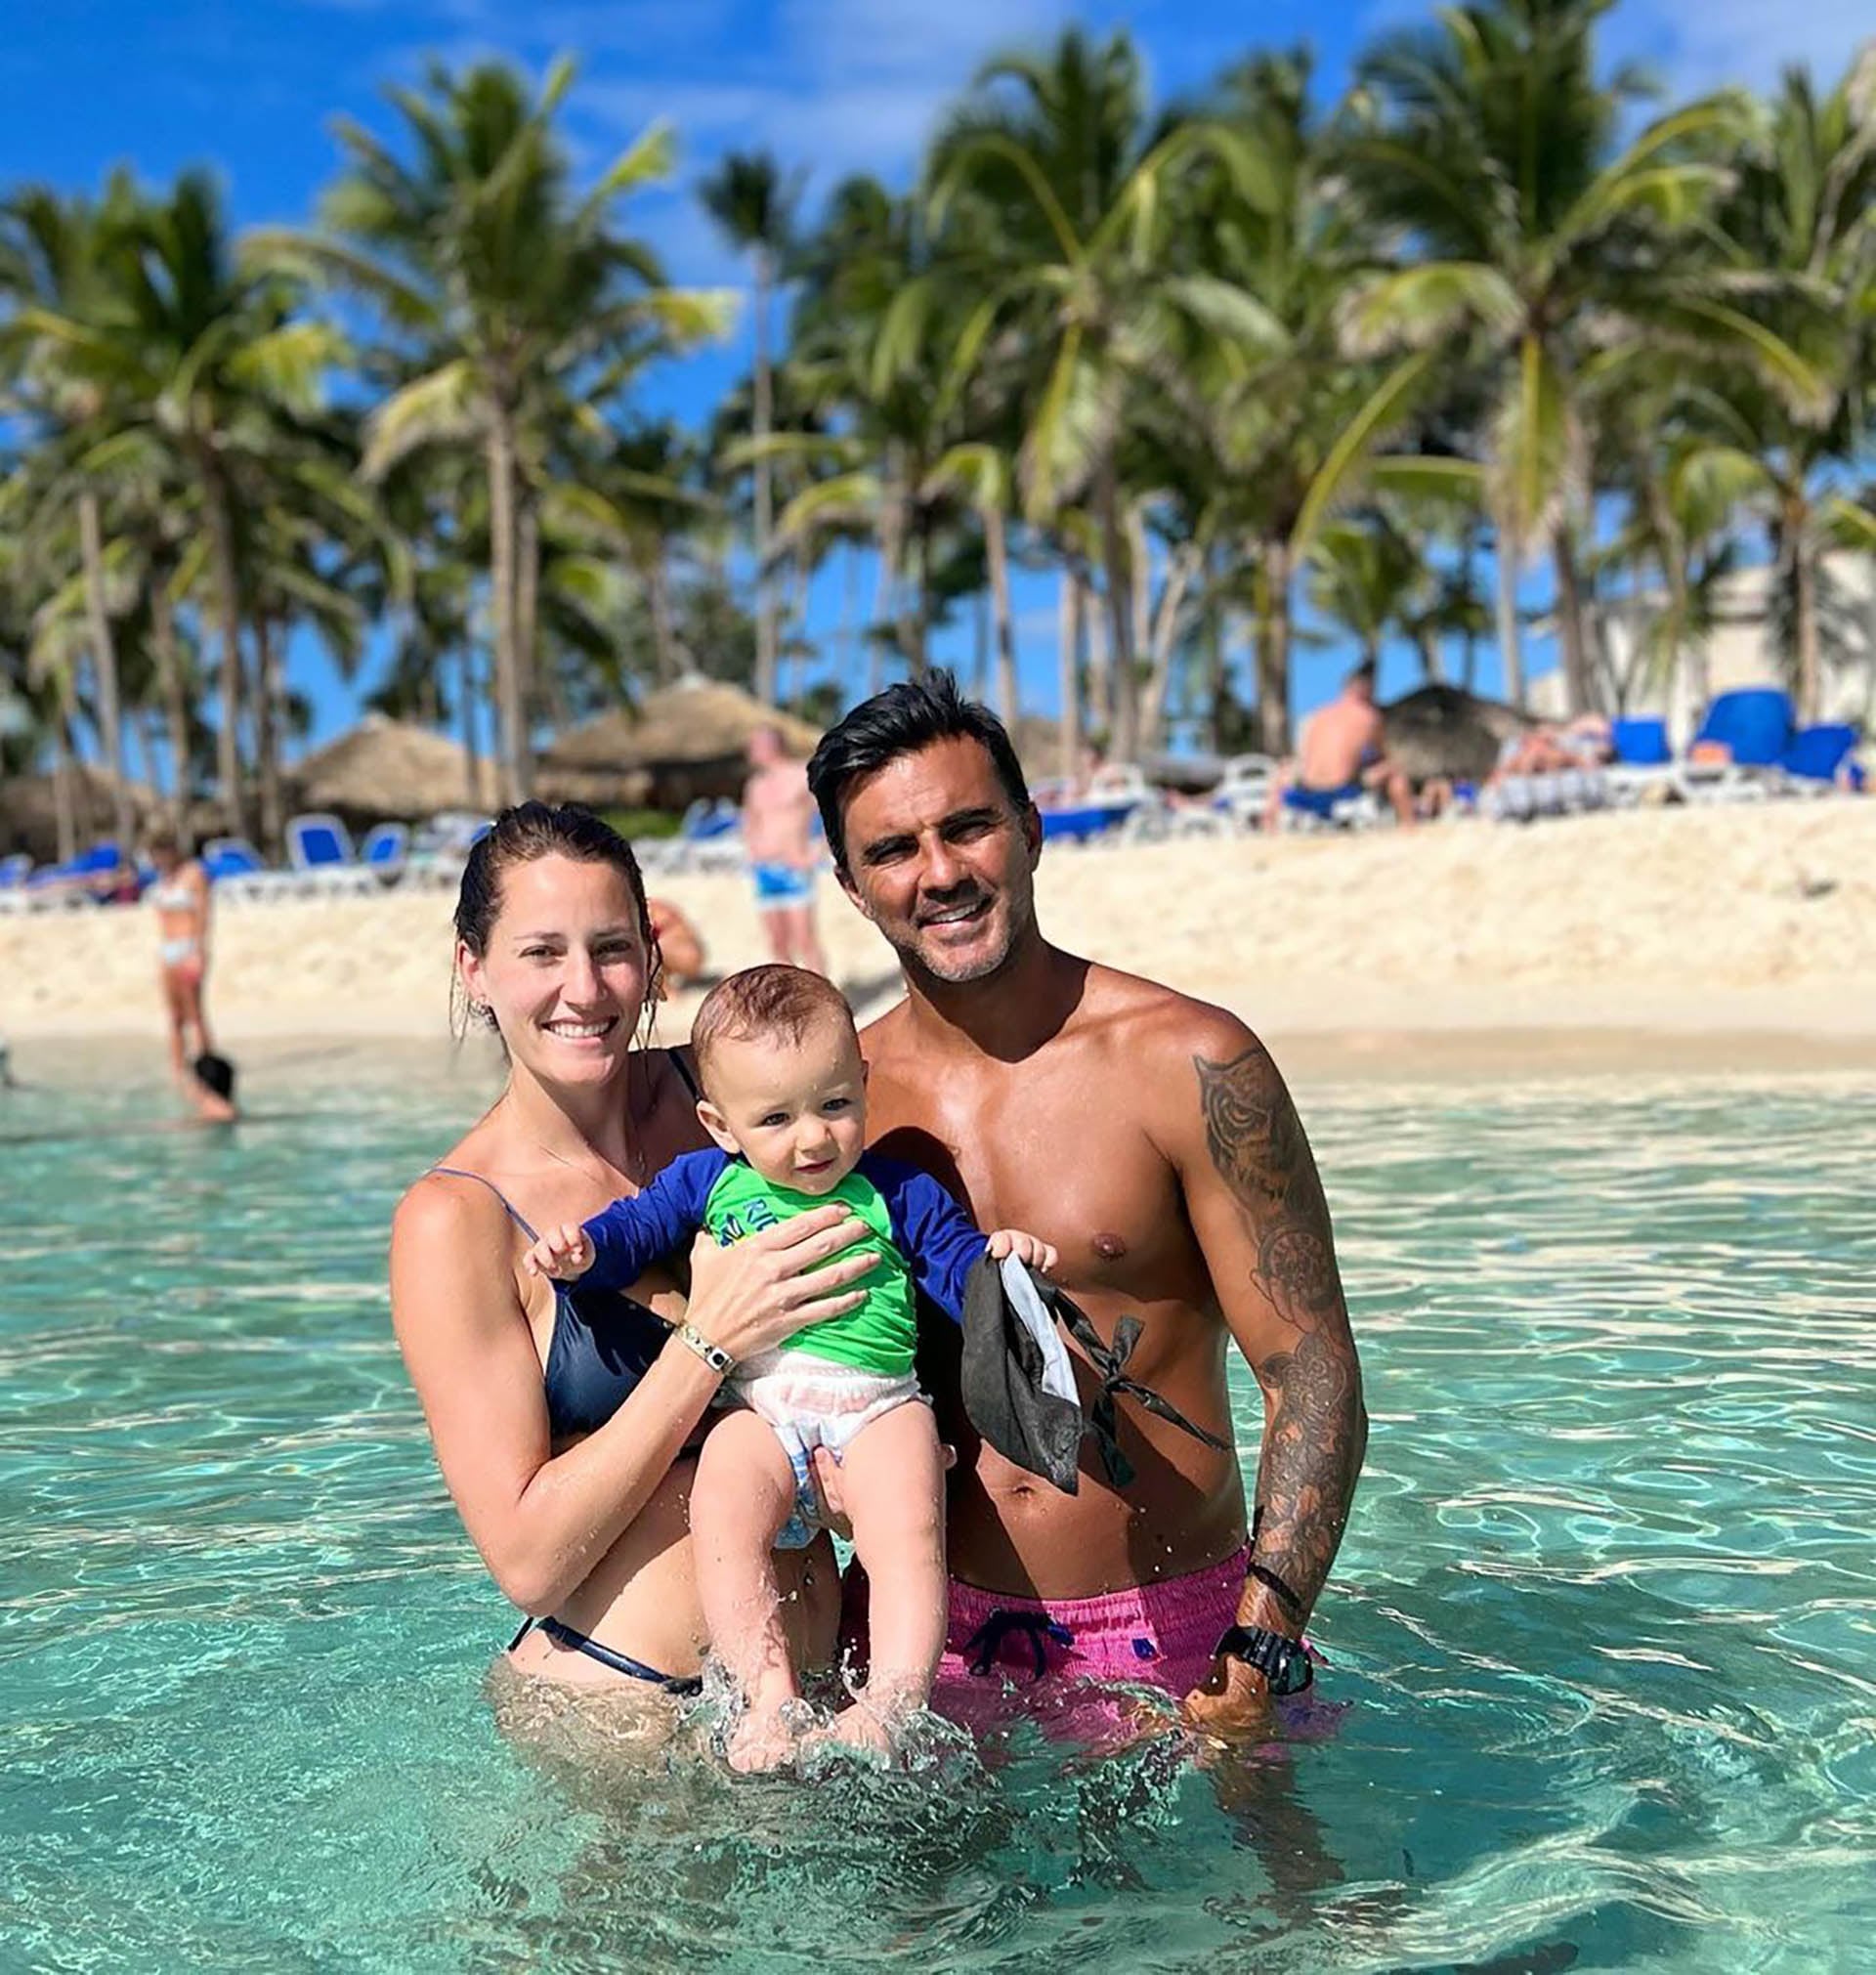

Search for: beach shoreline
xmin=4 ymin=800 xmax=1873 ymax=1087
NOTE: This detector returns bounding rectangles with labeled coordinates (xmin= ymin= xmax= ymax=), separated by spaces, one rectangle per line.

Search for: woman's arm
xmin=391 ymin=1181 xmax=878 ymax=1615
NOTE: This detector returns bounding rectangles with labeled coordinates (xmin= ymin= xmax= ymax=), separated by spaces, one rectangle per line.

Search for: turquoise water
xmin=3 ymin=1061 xmax=1873 ymax=1973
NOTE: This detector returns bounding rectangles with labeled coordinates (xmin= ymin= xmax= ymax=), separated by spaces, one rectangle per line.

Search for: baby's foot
xmin=726 ymin=1703 xmax=798 ymax=1774
xmin=800 ymin=1697 xmax=904 ymax=1765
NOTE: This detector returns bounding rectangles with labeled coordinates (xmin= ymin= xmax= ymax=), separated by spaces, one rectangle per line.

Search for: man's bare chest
xmin=871 ymin=1066 xmax=1198 ymax=1302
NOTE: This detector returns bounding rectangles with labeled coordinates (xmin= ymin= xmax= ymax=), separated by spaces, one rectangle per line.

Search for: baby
xmin=524 ymin=963 xmax=1055 ymax=1769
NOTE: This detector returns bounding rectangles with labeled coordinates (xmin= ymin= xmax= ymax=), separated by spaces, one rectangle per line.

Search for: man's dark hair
xmin=806 ymin=670 xmax=1032 ymax=870
xmin=192 ymin=1052 xmax=236 ymax=1101
xmin=1349 ymin=659 xmax=1378 ymax=690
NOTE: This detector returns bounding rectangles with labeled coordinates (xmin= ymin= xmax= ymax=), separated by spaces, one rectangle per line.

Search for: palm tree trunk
xmin=1086 ymin=592 xmax=1111 ymax=741
xmin=1794 ymin=534 xmax=1819 ymax=725
xmin=253 ymin=615 xmax=283 ymax=853
xmin=486 ymin=411 xmax=529 ymax=805
xmin=904 ymin=518 xmax=930 ymax=680
xmin=1417 ymin=625 xmax=1444 ymax=680
xmin=971 ymin=584 xmax=991 ymax=704
xmin=195 ymin=451 xmax=250 ymax=838
xmin=1494 ymin=519 xmax=1525 ymax=709
xmin=1255 ymin=537 xmax=1293 ymax=757
xmin=516 ymin=492 xmax=541 ymax=741
xmin=1462 ymin=524 xmax=1482 ymax=691
xmin=752 ymin=247 xmax=778 ymax=707
xmin=1058 ymin=567 xmax=1084 ymax=783
xmin=51 ymin=693 xmax=79 ymax=866
xmin=151 ymin=573 xmax=191 ymax=829
xmin=1139 ymin=545 xmax=1199 ymax=755
xmin=1096 ymin=465 xmax=1138 ymax=762
xmin=458 ymin=646 xmax=483 ymax=807
xmin=985 ymin=505 xmax=1019 ymax=723
xmin=1551 ymin=524 xmax=1593 ymax=715
xmin=76 ymin=492 xmax=134 ymax=852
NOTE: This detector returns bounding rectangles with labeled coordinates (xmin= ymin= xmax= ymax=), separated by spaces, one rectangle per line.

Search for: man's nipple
xmin=1091 ymin=1231 xmax=1129 ymax=1261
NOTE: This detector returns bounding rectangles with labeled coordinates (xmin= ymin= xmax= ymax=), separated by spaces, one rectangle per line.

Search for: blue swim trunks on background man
xmin=751 ymin=862 xmax=815 ymax=907
xmin=1283 ymin=783 xmax=1363 ymax=821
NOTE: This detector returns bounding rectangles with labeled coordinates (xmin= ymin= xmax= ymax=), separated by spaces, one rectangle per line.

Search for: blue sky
xmin=3 ymin=0 xmax=1864 ymax=750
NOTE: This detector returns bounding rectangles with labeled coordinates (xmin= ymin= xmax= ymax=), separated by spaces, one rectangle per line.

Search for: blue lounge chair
xmin=1779 ymin=723 xmax=1858 ymax=794
xmin=360 ymin=821 xmax=410 ymax=884
xmin=1603 ymin=717 xmax=1677 ymax=806
xmin=1680 ymin=688 xmax=1795 ymax=800
xmin=284 ymin=812 xmax=375 ymax=893
xmin=1039 ymin=799 xmax=1137 ymax=844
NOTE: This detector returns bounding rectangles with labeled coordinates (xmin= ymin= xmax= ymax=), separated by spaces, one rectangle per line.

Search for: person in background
xmin=743 ymin=726 xmax=829 ymax=976
xmin=647 ymin=897 xmax=706 ymax=992
xmin=1262 ymin=662 xmax=1415 ymax=829
xmin=146 ymin=829 xmax=215 ymax=1092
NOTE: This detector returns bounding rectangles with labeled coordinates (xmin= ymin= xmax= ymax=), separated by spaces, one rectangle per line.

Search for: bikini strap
xmin=426 ymin=1166 xmax=541 ymax=1242
xmin=668 ymin=1048 xmax=702 ymax=1102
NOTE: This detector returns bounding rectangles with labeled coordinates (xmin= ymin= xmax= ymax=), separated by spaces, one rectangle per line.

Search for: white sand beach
xmin=4 ymin=800 xmax=1874 ymax=1082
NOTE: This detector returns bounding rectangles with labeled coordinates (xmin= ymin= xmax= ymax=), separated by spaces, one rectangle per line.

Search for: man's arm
xmin=1174 ymin=1020 xmax=1367 ymax=1712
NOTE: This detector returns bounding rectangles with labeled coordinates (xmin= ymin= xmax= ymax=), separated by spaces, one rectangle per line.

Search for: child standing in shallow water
xmin=525 ymin=964 xmax=1054 ymax=1769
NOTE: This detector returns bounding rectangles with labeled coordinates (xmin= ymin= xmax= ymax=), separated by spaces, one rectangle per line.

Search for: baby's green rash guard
xmin=579 ymin=1147 xmax=990 ymax=1377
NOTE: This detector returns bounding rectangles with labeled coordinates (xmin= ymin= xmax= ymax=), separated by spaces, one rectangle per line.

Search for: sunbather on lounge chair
xmin=1262 ymin=661 xmax=1415 ymax=829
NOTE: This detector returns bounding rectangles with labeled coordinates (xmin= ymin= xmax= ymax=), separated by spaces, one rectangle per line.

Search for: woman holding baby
xmin=389 ymin=803 xmax=877 ymax=1717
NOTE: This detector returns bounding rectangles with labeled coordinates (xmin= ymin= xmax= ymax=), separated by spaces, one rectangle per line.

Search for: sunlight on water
xmin=2 ymin=1062 xmax=1873 ymax=1972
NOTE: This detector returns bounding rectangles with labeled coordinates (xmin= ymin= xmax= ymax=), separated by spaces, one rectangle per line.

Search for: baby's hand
xmin=987 ymin=1228 xmax=1059 ymax=1276
xmin=524 ymin=1223 xmax=595 ymax=1281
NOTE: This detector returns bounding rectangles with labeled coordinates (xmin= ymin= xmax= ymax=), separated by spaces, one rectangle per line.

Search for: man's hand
xmin=1181 ymin=1652 xmax=1278 ymax=1744
xmin=523 ymin=1222 xmax=595 ymax=1282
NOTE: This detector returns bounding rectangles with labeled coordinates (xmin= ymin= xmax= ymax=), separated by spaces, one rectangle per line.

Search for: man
xmin=742 ymin=725 xmax=829 ymax=975
xmin=1264 ymin=660 xmax=1415 ymax=829
xmin=807 ymin=674 xmax=1366 ymax=1741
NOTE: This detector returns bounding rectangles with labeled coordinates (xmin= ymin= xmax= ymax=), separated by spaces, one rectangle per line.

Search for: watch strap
xmin=673 ymin=1321 xmax=735 ymax=1377
xmin=1213 ymin=1622 xmax=1314 ymax=1696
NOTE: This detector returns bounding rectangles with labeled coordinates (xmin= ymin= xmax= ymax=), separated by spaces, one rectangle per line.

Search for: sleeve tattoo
xmin=1196 ymin=1044 xmax=1367 ymax=1623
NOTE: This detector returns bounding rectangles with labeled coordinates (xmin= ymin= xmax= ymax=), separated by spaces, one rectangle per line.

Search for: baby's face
xmin=699 ymin=1017 xmax=869 ymax=1196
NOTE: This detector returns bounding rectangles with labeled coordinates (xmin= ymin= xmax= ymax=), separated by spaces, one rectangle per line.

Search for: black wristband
xmin=1247 ymin=1560 xmax=1305 ymax=1621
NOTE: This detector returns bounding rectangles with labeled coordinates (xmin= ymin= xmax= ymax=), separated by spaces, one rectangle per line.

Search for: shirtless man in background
xmin=742 ymin=726 xmax=828 ymax=975
xmin=1265 ymin=660 xmax=1415 ymax=829
xmin=807 ymin=674 xmax=1367 ymax=1740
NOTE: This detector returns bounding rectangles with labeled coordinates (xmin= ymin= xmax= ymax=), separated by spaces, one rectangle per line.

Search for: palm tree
xmin=11 ymin=171 xmax=344 ymax=838
xmin=919 ymin=28 xmax=1283 ymax=759
xmin=270 ymin=58 xmax=727 ymax=802
xmin=1 ymin=184 xmax=143 ymax=850
xmin=701 ymin=151 xmax=800 ymax=708
xmin=1338 ymin=0 xmax=1826 ymax=714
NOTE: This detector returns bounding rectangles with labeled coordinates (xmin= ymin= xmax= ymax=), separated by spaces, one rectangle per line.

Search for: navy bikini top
xmin=430 ymin=1057 xmax=700 ymax=1440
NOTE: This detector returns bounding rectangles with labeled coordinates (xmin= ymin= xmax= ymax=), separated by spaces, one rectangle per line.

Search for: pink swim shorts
xmin=930 ymin=1545 xmax=1252 ymax=1717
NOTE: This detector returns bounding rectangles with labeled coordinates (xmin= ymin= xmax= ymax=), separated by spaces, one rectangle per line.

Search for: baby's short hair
xmin=691 ymin=965 xmax=857 ymax=1094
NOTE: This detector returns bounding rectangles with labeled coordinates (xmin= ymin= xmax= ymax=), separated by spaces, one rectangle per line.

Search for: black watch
xmin=1213 ymin=1624 xmax=1314 ymax=1696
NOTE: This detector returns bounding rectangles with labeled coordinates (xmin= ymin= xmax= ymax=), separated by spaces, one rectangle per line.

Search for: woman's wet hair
xmin=805 ymin=668 xmax=1032 ymax=872
xmin=452 ymin=802 xmax=660 ymax=1034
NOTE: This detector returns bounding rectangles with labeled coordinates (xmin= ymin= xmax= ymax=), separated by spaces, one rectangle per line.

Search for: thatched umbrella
xmin=1382 ymin=684 xmax=1534 ymax=786
xmin=0 ymin=764 xmax=161 ymax=864
xmin=290 ymin=713 xmax=485 ymax=827
xmin=540 ymin=678 xmax=821 ymax=811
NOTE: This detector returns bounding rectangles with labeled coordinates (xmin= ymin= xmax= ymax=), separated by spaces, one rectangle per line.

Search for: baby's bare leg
xmin=692 ymin=1408 xmax=800 ymax=1771
xmin=826 ymin=1402 xmax=947 ymax=1746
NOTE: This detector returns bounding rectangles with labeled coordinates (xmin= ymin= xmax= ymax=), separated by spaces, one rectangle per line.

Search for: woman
xmin=389 ymin=802 xmax=876 ymax=1692
xmin=147 ymin=829 xmax=214 ymax=1082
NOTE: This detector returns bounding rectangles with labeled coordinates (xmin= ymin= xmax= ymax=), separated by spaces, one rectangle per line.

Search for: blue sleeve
xmin=581 ymin=1148 xmax=727 ymax=1291
xmin=863 ymin=1153 xmax=987 ymax=1325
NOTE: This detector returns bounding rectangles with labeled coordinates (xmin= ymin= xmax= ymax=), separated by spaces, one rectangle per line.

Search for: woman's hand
xmin=681 ymin=1206 xmax=879 ymax=1364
